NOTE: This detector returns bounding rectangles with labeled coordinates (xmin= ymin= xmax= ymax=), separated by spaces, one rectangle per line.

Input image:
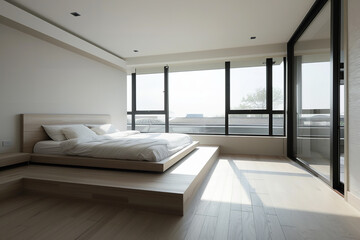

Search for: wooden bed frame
xmin=21 ymin=114 xmax=199 ymax=172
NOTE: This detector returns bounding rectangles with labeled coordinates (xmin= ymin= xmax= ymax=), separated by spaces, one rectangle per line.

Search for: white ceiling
xmin=9 ymin=0 xmax=315 ymax=59
xmin=300 ymin=1 xmax=330 ymax=41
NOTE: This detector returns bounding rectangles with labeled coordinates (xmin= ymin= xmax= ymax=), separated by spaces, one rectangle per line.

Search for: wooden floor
xmin=1 ymin=155 xmax=360 ymax=240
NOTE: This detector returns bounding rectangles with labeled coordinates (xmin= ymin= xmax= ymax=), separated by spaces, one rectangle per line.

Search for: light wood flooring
xmin=1 ymin=155 xmax=360 ymax=240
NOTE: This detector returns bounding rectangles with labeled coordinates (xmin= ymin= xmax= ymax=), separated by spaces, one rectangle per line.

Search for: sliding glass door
xmin=294 ymin=1 xmax=331 ymax=181
xmin=288 ymin=0 xmax=343 ymax=192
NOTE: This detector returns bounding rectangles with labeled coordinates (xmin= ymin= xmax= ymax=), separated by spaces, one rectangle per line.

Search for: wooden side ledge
xmin=0 ymin=153 xmax=30 ymax=168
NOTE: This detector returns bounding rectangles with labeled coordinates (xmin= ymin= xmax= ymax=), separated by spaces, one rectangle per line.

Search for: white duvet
xmin=59 ymin=131 xmax=193 ymax=162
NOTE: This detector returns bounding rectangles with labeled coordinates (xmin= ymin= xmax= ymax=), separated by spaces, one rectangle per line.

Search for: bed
xmin=21 ymin=114 xmax=199 ymax=172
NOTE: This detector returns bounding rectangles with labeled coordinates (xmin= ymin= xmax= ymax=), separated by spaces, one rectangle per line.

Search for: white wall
xmin=0 ymin=23 xmax=127 ymax=153
xmin=347 ymin=0 xmax=360 ymax=210
xmin=192 ymin=135 xmax=286 ymax=156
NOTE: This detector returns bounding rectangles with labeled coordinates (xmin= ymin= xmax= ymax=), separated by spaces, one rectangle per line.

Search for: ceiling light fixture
xmin=250 ymin=36 xmax=256 ymax=39
xmin=70 ymin=12 xmax=81 ymax=17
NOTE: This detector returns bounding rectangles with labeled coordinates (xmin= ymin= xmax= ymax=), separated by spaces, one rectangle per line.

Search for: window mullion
xmin=225 ymin=62 xmax=230 ymax=135
xmin=164 ymin=66 xmax=169 ymax=133
xmin=266 ymin=58 xmax=273 ymax=136
xmin=131 ymin=72 xmax=136 ymax=130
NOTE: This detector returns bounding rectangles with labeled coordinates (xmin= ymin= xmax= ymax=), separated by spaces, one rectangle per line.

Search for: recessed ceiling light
xmin=70 ymin=12 xmax=81 ymax=17
xmin=250 ymin=36 xmax=256 ymax=39
xmin=133 ymin=50 xmax=139 ymax=53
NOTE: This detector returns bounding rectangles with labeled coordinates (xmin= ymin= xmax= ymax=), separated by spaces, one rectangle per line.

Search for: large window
xmin=127 ymin=57 xmax=285 ymax=136
xmin=135 ymin=115 xmax=165 ymax=133
xmin=127 ymin=75 xmax=132 ymax=130
xmin=136 ymin=73 xmax=164 ymax=111
xmin=127 ymin=68 xmax=167 ymax=133
xmin=230 ymin=65 xmax=267 ymax=110
xmin=227 ymin=58 xmax=285 ymax=136
xmin=169 ymin=68 xmax=225 ymax=134
xmin=273 ymin=60 xmax=285 ymax=111
xmin=272 ymin=59 xmax=285 ymax=135
xmin=229 ymin=114 xmax=269 ymax=135
xmin=127 ymin=75 xmax=132 ymax=112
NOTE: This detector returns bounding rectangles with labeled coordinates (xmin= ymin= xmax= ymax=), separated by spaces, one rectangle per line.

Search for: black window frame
xmin=225 ymin=58 xmax=286 ymax=136
xmin=127 ymin=58 xmax=286 ymax=137
xmin=127 ymin=67 xmax=169 ymax=132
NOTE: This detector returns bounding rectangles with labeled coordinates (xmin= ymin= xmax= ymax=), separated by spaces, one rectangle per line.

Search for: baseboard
xmin=191 ymin=135 xmax=286 ymax=156
xmin=347 ymin=191 xmax=360 ymax=212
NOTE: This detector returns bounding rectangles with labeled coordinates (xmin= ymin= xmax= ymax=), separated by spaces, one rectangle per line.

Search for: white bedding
xmin=35 ymin=131 xmax=193 ymax=162
xmin=34 ymin=140 xmax=63 ymax=155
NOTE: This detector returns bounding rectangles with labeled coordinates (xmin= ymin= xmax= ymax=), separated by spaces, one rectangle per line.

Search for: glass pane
xmin=273 ymin=114 xmax=284 ymax=136
xmin=230 ymin=64 xmax=266 ymax=110
xmin=229 ymin=114 xmax=269 ymax=135
xmin=294 ymin=1 xmax=331 ymax=181
xmin=136 ymin=73 xmax=164 ymax=111
xmin=302 ymin=61 xmax=330 ymax=110
xmin=127 ymin=114 xmax=132 ymax=130
xmin=127 ymin=75 xmax=132 ymax=112
xmin=340 ymin=85 xmax=344 ymax=183
xmin=169 ymin=69 xmax=225 ymax=134
xmin=135 ymin=115 xmax=165 ymax=133
xmin=273 ymin=58 xmax=285 ymax=110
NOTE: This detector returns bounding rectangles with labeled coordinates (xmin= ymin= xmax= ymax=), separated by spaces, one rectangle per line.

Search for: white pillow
xmin=42 ymin=124 xmax=84 ymax=141
xmin=62 ymin=125 xmax=98 ymax=140
xmin=88 ymin=124 xmax=119 ymax=135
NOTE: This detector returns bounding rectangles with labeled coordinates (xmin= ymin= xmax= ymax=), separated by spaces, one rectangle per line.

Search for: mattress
xmin=34 ymin=140 xmax=64 ymax=155
xmin=33 ymin=132 xmax=193 ymax=162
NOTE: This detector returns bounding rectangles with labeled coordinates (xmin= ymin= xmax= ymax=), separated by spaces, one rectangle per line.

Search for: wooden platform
xmin=0 ymin=146 xmax=219 ymax=215
xmin=30 ymin=141 xmax=200 ymax=172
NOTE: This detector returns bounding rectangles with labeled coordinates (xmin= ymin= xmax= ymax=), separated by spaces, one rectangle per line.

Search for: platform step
xmin=0 ymin=153 xmax=30 ymax=168
xmin=22 ymin=146 xmax=220 ymax=215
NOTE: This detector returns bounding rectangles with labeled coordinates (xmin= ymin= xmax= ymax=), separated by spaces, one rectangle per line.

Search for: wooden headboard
xmin=21 ymin=114 xmax=111 ymax=153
